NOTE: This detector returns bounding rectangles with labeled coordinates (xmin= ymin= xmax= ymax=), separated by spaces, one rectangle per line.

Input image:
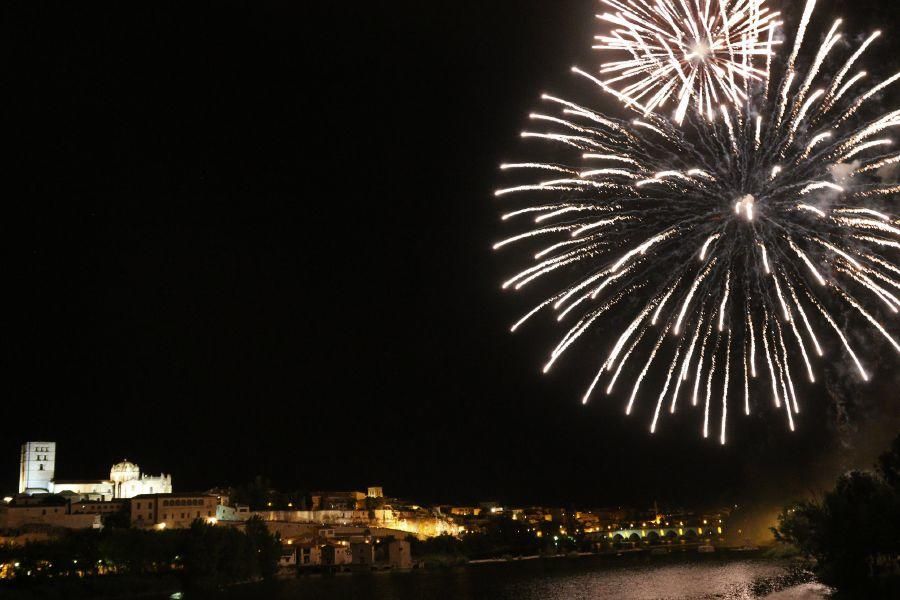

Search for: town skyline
xmin=5 ymin=437 xmax=741 ymax=544
xmin=8 ymin=438 xmax=737 ymax=512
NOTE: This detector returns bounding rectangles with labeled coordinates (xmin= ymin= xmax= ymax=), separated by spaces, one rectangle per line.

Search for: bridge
xmin=588 ymin=519 xmax=724 ymax=543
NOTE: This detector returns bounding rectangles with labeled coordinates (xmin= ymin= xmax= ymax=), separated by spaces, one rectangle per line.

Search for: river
xmin=190 ymin=556 xmax=834 ymax=599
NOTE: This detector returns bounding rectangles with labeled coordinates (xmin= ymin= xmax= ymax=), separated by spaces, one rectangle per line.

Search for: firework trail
xmin=594 ymin=0 xmax=782 ymax=123
xmin=496 ymin=0 xmax=900 ymax=443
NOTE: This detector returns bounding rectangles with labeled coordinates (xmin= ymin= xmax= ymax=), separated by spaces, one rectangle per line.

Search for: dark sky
xmin=2 ymin=1 xmax=899 ymax=509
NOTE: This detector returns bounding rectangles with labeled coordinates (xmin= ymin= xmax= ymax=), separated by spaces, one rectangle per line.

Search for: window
xmin=137 ymin=503 xmax=142 ymax=509
xmin=39 ymin=464 xmax=44 ymax=471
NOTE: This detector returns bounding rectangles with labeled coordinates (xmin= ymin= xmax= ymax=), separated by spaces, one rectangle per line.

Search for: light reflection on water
xmin=205 ymin=558 xmax=829 ymax=600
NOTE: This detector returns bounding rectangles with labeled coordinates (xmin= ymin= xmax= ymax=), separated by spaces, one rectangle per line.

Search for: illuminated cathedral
xmin=19 ymin=441 xmax=172 ymax=500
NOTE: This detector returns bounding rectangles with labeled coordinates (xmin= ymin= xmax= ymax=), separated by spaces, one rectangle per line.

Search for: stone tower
xmin=19 ymin=441 xmax=56 ymax=493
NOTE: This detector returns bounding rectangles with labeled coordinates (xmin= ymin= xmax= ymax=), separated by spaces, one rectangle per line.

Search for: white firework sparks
xmin=594 ymin=0 xmax=782 ymax=123
xmin=496 ymin=0 xmax=900 ymax=443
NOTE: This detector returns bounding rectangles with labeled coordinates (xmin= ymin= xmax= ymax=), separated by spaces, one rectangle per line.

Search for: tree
xmin=772 ymin=434 xmax=900 ymax=590
xmin=244 ymin=516 xmax=280 ymax=580
xmin=877 ymin=435 xmax=900 ymax=491
xmin=230 ymin=476 xmax=275 ymax=510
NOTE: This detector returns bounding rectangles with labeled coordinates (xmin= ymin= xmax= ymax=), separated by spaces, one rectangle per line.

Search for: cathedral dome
xmin=110 ymin=459 xmax=140 ymax=483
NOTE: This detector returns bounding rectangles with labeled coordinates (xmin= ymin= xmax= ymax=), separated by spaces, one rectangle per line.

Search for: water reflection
xmin=201 ymin=558 xmax=829 ymax=600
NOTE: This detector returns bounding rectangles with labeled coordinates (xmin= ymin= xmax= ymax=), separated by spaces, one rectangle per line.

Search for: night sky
xmin=3 ymin=1 xmax=899 ymax=510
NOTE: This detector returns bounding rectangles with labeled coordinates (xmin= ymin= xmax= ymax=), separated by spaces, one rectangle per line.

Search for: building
xmin=203 ymin=489 xmax=247 ymax=522
xmin=131 ymin=493 xmax=218 ymax=529
xmin=321 ymin=543 xmax=352 ymax=566
xmin=296 ymin=543 xmax=322 ymax=567
xmin=387 ymin=539 xmax=412 ymax=569
xmin=69 ymin=500 xmax=128 ymax=517
xmin=51 ymin=480 xmax=115 ymax=500
xmin=367 ymin=486 xmax=384 ymax=498
xmin=18 ymin=442 xmax=56 ymax=494
xmin=449 ymin=506 xmax=482 ymax=516
xmin=17 ymin=442 xmax=172 ymax=500
xmin=350 ymin=541 xmax=375 ymax=566
xmin=310 ymin=491 xmax=366 ymax=511
xmin=252 ymin=506 xmax=461 ymax=539
xmin=215 ymin=504 xmax=242 ymax=522
xmin=109 ymin=460 xmax=171 ymax=498
xmin=0 ymin=495 xmax=101 ymax=530
xmin=54 ymin=459 xmax=171 ymax=500
xmin=278 ymin=547 xmax=297 ymax=568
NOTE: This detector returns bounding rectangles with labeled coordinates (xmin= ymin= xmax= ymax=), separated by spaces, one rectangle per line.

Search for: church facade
xmin=19 ymin=441 xmax=172 ymax=500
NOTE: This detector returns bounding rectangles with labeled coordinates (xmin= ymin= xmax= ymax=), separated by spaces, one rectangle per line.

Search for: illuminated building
xmin=0 ymin=495 xmax=101 ymax=530
xmin=18 ymin=442 xmax=55 ymax=494
xmin=130 ymin=493 xmax=218 ymax=529
xmin=17 ymin=441 xmax=172 ymax=500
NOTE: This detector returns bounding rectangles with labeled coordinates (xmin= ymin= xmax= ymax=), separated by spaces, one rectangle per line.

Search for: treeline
xmin=773 ymin=434 xmax=900 ymax=592
xmin=0 ymin=516 xmax=281 ymax=591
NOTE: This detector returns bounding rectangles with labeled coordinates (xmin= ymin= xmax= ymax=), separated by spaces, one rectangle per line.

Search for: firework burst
xmin=496 ymin=0 xmax=900 ymax=442
xmin=595 ymin=0 xmax=783 ymax=123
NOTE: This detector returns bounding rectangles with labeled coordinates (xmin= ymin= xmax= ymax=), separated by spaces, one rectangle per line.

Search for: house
xmin=388 ymin=539 xmax=412 ymax=569
xmin=350 ymin=541 xmax=375 ymax=566
xmin=278 ymin=547 xmax=297 ymax=568
xmin=296 ymin=543 xmax=322 ymax=567
xmin=321 ymin=543 xmax=351 ymax=566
